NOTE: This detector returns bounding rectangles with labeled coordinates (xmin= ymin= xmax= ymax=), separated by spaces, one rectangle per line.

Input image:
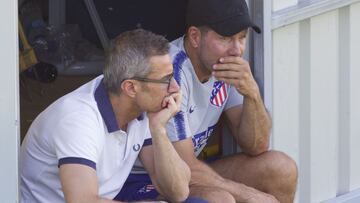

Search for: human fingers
xmin=214 ymin=68 xmax=255 ymax=86
xmin=256 ymin=192 xmax=279 ymax=203
xmin=212 ymin=70 xmax=242 ymax=80
xmin=161 ymin=95 xmax=171 ymax=108
xmin=213 ymin=68 xmax=254 ymax=82
xmin=165 ymin=95 xmax=178 ymax=115
xmin=213 ymin=59 xmax=250 ymax=71
xmin=219 ymin=56 xmax=248 ymax=65
xmin=170 ymin=92 xmax=182 ymax=111
xmin=251 ymin=194 xmax=279 ymax=203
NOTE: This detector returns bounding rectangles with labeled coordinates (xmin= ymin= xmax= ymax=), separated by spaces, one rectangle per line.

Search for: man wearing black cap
xmin=162 ymin=0 xmax=298 ymax=202
xmin=127 ymin=0 xmax=298 ymax=202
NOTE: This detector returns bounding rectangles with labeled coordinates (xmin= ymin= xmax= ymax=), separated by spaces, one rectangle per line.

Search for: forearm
xmin=237 ymin=91 xmax=271 ymax=155
xmin=151 ymin=127 xmax=190 ymax=202
xmin=190 ymin=159 xmax=265 ymax=202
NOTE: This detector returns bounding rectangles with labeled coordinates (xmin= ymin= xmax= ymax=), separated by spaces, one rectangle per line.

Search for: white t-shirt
xmin=20 ymin=75 xmax=151 ymax=202
xmin=166 ymin=36 xmax=244 ymax=156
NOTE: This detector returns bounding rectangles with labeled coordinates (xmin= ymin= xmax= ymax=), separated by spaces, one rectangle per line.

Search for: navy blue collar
xmin=94 ymin=80 xmax=119 ymax=133
xmin=94 ymin=80 xmax=145 ymax=133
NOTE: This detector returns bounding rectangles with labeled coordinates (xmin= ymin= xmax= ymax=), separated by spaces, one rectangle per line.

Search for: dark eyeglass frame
xmin=131 ymin=73 xmax=174 ymax=90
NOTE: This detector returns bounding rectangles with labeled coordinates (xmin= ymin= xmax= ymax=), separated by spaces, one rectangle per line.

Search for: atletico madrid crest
xmin=210 ymin=81 xmax=227 ymax=107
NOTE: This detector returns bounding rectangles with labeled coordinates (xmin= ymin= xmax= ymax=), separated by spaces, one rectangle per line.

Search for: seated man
xmin=128 ymin=0 xmax=298 ymax=203
xmin=20 ymin=29 xmax=192 ymax=203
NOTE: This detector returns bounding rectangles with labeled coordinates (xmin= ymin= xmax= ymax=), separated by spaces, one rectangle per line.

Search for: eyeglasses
xmin=131 ymin=73 xmax=174 ymax=90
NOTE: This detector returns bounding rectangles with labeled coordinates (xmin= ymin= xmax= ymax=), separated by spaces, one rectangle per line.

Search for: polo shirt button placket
xmin=117 ymin=131 xmax=126 ymax=145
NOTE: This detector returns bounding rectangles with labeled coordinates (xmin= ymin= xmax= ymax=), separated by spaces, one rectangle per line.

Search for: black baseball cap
xmin=186 ymin=0 xmax=261 ymax=36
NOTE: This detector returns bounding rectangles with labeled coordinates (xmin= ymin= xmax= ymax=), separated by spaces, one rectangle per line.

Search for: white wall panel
xmin=349 ymin=2 xmax=360 ymax=191
xmin=337 ymin=6 xmax=351 ymax=196
xmin=272 ymin=23 xmax=301 ymax=203
xmin=309 ymin=10 xmax=339 ymax=202
xmin=271 ymin=1 xmax=360 ymax=202
xmin=272 ymin=23 xmax=300 ymax=164
xmin=273 ymin=0 xmax=298 ymax=12
xmin=0 ymin=0 xmax=20 ymax=202
xmin=298 ymin=19 xmax=311 ymax=203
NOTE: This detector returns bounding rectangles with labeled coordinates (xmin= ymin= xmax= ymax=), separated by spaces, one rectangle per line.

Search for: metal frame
xmin=249 ymin=0 xmax=265 ymax=99
xmin=49 ymin=0 xmax=110 ymax=50
xmin=83 ymin=0 xmax=110 ymax=50
xmin=263 ymin=0 xmax=273 ymax=115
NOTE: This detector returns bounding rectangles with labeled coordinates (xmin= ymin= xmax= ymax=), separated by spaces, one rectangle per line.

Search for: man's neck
xmin=184 ymin=38 xmax=212 ymax=83
xmin=109 ymin=93 xmax=141 ymax=131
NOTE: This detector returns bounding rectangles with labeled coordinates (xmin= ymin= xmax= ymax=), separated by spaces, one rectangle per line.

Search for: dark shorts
xmin=114 ymin=174 xmax=159 ymax=201
xmin=114 ymin=173 xmax=208 ymax=203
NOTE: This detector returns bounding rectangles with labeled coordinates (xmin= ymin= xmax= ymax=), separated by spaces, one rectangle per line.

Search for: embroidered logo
xmin=210 ymin=81 xmax=227 ymax=107
xmin=133 ymin=144 xmax=141 ymax=152
xmin=189 ymin=105 xmax=195 ymax=114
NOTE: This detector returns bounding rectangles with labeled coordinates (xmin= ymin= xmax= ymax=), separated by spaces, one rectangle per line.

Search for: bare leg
xmin=209 ymin=150 xmax=298 ymax=203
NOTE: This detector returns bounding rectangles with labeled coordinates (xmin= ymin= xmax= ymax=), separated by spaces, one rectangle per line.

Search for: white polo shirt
xmin=20 ymin=75 xmax=151 ymax=202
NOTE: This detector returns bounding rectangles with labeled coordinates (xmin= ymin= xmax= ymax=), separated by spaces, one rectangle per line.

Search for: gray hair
xmin=103 ymin=29 xmax=169 ymax=94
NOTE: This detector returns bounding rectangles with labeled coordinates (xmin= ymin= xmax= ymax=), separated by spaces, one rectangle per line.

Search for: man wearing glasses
xmin=20 ymin=29 xmax=196 ymax=203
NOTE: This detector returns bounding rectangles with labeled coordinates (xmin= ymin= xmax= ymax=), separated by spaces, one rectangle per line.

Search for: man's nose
xmin=228 ymin=40 xmax=244 ymax=57
xmin=168 ymin=77 xmax=180 ymax=93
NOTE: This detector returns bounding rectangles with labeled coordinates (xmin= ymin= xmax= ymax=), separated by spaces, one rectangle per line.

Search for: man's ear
xmin=120 ymin=80 xmax=137 ymax=98
xmin=187 ymin=26 xmax=201 ymax=48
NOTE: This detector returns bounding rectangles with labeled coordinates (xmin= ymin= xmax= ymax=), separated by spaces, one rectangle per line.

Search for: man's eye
xmin=220 ymin=36 xmax=231 ymax=42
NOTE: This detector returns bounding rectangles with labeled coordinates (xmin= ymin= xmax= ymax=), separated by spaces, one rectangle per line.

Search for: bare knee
xmin=261 ymin=150 xmax=298 ymax=194
xmin=266 ymin=151 xmax=297 ymax=182
xmin=190 ymin=186 xmax=236 ymax=203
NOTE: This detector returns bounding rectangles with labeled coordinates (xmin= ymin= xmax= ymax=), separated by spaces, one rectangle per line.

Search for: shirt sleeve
xmin=53 ymin=110 xmax=103 ymax=170
xmin=224 ymin=85 xmax=244 ymax=110
xmin=166 ymin=65 xmax=192 ymax=142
